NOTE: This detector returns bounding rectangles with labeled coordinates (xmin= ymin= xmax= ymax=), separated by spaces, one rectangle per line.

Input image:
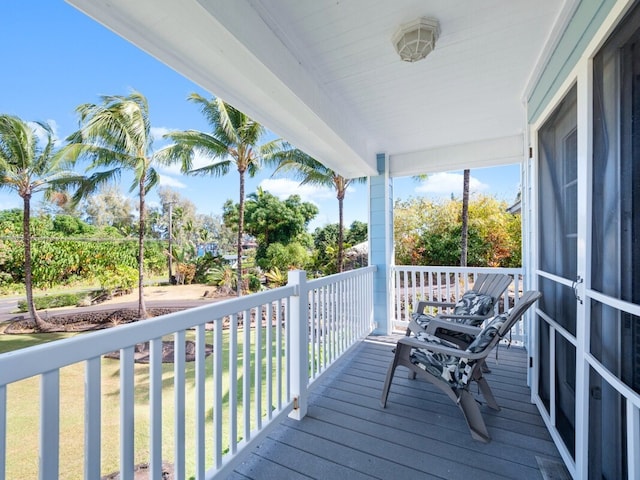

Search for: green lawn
xmin=2 ymin=327 xmax=285 ymax=479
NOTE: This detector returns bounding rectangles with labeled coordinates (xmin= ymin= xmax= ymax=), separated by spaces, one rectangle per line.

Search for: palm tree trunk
xmin=236 ymin=171 xmax=245 ymax=296
xmin=460 ymin=169 xmax=470 ymax=267
xmin=23 ymin=194 xmax=48 ymax=331
xmin=138 ymin=178 xmax=148 ymax=318
xmin=337 ymin=195 xmax=345 ymax=273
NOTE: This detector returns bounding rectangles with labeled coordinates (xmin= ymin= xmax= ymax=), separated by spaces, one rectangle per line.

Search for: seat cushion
xmin=409 ymin=313 xmax=510 ymax=388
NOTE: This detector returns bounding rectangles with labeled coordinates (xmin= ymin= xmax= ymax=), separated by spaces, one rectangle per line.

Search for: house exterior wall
xmin=527 ymin=0 xmax=617 ymax=124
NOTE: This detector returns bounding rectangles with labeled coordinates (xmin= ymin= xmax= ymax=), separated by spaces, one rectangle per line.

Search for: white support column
xmin=369 ymin=153 xmax=394 ymax=335
xmin=288 ymin=270 xmax=308 ymax=420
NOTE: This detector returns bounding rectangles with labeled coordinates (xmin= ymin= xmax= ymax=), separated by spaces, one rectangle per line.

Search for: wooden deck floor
xmin=231 ymin=335 xmax=568 ymax=480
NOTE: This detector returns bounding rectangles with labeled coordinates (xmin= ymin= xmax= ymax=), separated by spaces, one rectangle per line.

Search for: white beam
xmin=389 ymin=134 xmax=524 ymax=177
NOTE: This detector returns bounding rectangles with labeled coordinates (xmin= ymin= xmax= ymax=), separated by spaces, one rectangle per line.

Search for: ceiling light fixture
xmin=392 ymin=17 xmax=440 ymax=62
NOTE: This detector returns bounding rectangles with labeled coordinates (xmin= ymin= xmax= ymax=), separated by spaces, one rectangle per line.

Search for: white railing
xmin=0 ymin=266 xmax=375 ymax=480
xmin=391 ymin=266 xmax=525 ymax=342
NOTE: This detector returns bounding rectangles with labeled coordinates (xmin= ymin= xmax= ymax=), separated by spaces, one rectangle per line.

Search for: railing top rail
xmin=307 ymin=265 xmax=376 ymax=289
xmin=391 ymin=266 xmax=523 ymax=274
xmin=0 ymin=284 xmax=296 ymax=386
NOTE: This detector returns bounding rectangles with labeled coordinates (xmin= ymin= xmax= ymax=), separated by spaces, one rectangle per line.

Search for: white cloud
xmin=158 ymin=174 xmax=186 ymax=189
xmin=415 ymin=172 xmax=488 ymax=197
xmin=259 ymin=178 xmax=334 ymax=202
xmin=28 ymin=119 xmax=64 ymax=147
xmin=151 ymin=126 xmax=171 ymax=139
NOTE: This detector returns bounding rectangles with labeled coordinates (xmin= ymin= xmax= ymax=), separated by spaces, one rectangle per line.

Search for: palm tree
xmin=269 ymin=149 xmax=366 ymax=272
xmin=64 ymin=91 xmax=160 ymax=318
xmin=161 ymin=94 xmax=281 ymax=295
xmin=0 ymin=115 xmax=78 ymax=331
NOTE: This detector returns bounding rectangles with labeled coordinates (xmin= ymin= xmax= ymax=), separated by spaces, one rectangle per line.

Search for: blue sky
xmin=0 ymin=1 xmax=521 ymax=231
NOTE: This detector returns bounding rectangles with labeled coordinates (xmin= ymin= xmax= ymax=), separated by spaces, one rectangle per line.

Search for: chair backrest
xmin=455 ymin=291 xmax=541 ymax=386
xmin=449 ymin=273 xmax=513 ymax=322
xmin=465 ymin=290 xmax=542 ymax=355
xmin=471 ymin=273 xmax=513 ymax=304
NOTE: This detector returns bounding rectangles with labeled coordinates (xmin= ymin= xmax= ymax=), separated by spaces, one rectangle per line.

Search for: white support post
xmin=288 ymin=270 xmax=308 ymax=420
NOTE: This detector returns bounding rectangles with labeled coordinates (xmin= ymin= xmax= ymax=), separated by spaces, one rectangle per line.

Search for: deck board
xmin=233 ymin=335 xmax=567 ymax=479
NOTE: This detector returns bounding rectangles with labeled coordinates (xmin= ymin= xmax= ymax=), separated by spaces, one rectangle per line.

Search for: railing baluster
xmin=255 ymin=305 xmax=262 ymax=431
xmin=149 ymin=337 xmax=162 ymax=479
xmin=243 ymin=308 xmax=251 ymax=442
xmin=213 ymin=319 xmax=223 ymax=469
xmin=119 ymin=347 xmax=135 ymax=480
xmin=194 ymin=324 xmax=205 ymax=479
xmin=265 ymin=302 xmax=273 ymax=421
xmin=85 ymin=357 xmax=101 ymax=480
xmin=276 ymin=300 xmax=283 ymax=409
xmin=40 ymin=371 xmax=59 ymax=480
xmin=229 ymin=314 xmax=238 ymax=455
xmin=395 ymin=268 xmax=402 ymax=322
xmin=0 ymin=385 xmax=5 ymax=480
xmin=173 ymin=330 xmax=185 ymax=480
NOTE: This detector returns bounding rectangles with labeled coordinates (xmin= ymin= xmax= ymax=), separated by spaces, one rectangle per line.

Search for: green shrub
xmin=97 ymin=265 xmax=138 ymax=294
xmin=17 ymin=293 xmax=84 ymax=312
xmin=246 ymin=273 xmax=262 ymax=292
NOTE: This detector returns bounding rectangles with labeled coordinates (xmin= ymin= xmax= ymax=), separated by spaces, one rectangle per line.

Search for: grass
xmin=2 ymin=326 xmax=286 ymax=479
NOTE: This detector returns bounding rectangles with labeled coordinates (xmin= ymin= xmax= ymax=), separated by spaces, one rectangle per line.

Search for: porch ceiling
xmin=67 ymin=0 xmax=567 ymax=178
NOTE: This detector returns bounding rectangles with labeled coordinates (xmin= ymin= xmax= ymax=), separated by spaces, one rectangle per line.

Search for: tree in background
xmin=161 ymin=95 xmax=285 ymax=295
xmin=394 ymin=195 xmax=521 ymax=267
xmin=64 ymin=91 xmax=161 ymax=318
xmin=82 ymin=184 xmax=134 ymax=235
xmin=345 ymin=220 xmax=368 ymax=246
xmin=0 ymin=115 xmax=79 ymax=330
xmin=268 ymin=148 xmax=366 ymax=272
xmin=222 ymin=189 xmax=317 ymax=273
xmin=312 ymin=221 xmax=369 ymax=275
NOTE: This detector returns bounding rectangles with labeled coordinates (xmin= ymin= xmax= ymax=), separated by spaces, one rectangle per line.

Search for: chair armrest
xmin=397 ymin=335 xmax=485 ymax=361
xmin=437 ymin=313 xmax=488 ymax=323
xmin=415 ymin=300 xmax=456 ymax=313
xmin=425 ymin=318 xmax=482 ymax=336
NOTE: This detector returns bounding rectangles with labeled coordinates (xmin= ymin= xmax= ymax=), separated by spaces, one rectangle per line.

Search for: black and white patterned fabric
xmin=452 ymin=291 xmax=494 ymax=319
xmin=409 ymin=313 xmax=508 ymax=388
xmin=411 ymin=291 xmax=495 ymax=330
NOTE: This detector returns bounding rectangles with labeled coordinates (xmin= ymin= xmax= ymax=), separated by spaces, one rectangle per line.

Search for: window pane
xmin=538 ymin=86 xmax=577 ymax=281
xmin=538 ymin=276 xmax=576 ymax=336
xmin=588 ymin=368 xmax=627 ymax=479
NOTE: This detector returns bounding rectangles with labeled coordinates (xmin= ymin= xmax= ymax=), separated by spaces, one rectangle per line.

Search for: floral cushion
xmin=409 ymin=313 xmax=509 ymax=388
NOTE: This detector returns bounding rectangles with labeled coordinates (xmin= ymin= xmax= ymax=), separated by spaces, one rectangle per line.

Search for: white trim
xmin=628 ymin=402 xmax=640 ymax=480
xmin=534 ymin=396 xmax=577 ymax=478
xmin=523 ymin=0 xmax=581 ymax=102
xmin=587 ymin=289 xmax=640 ymax=317
xmin=573 ymin=58 xmax=592 ymax=480
xmin=388 ymin=135 xmax=523 ymax=177
xmin=585 ymin=352 xmax=640 ymax=410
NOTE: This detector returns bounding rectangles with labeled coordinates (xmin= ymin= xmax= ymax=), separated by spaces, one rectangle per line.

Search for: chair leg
xmin=458 ymin=389 xmax=491 ymax=443
xmin=380 ymin=345 xmax=402 ymax=407
xmin=476 ymin=377 xmax=500 ymax=411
